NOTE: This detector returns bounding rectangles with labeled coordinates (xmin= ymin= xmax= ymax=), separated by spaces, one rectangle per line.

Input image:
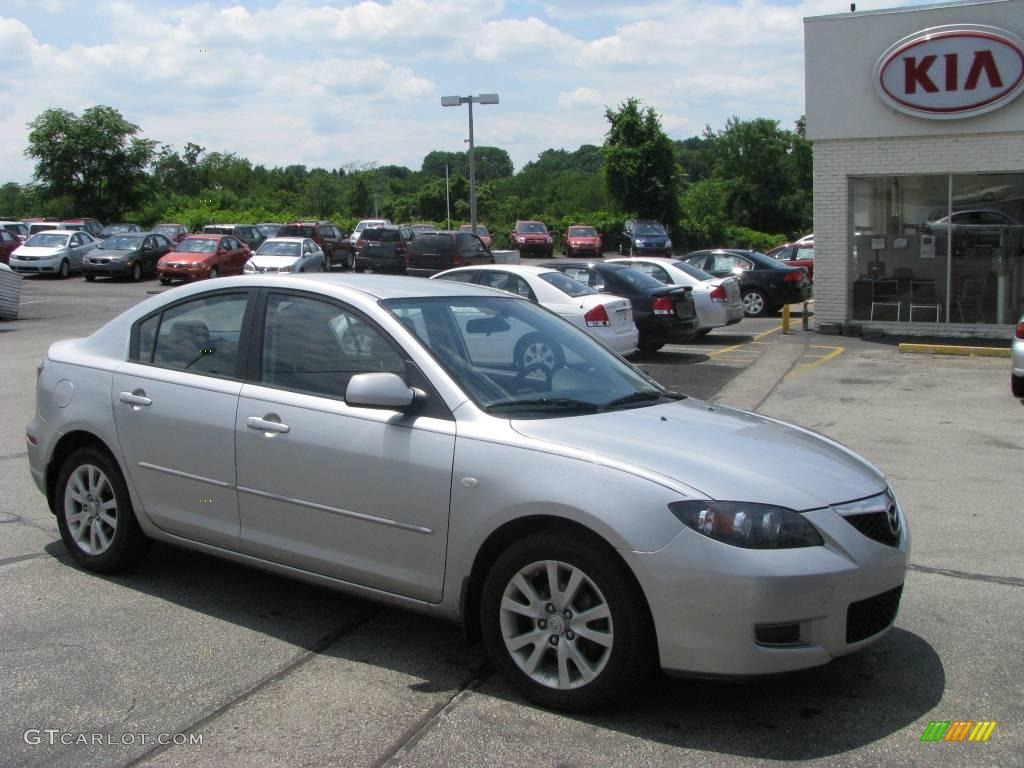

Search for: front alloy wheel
xmin=481 ymin=531 xmax=654 ymax=712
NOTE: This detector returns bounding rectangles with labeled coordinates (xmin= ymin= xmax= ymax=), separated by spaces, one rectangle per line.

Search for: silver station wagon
xmin=27 ymin=274 xmax=909 ymax=711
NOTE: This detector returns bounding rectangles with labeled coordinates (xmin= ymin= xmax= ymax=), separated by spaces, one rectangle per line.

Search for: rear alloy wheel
xmin=58 ymin=259 xmax=70 ymax=279
xmin=130 ymin=261 xmax=142 ymax=282
xmin=514 ymin=332 xmax=565 ymax=375
xmin=55 ymin=447 xmax=151 ymax=572
xmin=742 ymin=289 xmax=768 ymax=317
xmin=481 ymin=531 xmax=654 ymax=712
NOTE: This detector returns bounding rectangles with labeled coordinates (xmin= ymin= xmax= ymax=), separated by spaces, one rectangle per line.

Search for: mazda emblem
xmin=886 ymin=502 xmax=901 ymax=537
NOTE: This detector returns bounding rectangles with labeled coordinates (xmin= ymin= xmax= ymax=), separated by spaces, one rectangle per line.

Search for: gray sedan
xmin=244 ymin=237 xmax=326 ymax=274
xmin=9 ymin=230 xmax=98 ymax=277
xmin=27 ymin=275 xmax=908 ymax=712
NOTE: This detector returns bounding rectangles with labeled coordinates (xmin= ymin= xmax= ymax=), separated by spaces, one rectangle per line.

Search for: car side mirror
xmin=346 ymin=372 xmax=416 ymax=410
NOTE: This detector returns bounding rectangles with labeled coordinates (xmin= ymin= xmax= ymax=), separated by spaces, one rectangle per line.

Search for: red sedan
xmin=561 ymin=225 xmax=603 ymax=258
xmin=157 ymin=234 xmax=249 ymax=284
xmin=459 ymin=224 xmax=493 ymax=249
xmin=767 ymin=241 xmax=815 ymax=281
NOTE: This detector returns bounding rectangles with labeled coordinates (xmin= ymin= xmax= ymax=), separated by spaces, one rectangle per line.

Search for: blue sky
xmin=0 ymin=0 xmax=933 ymax=184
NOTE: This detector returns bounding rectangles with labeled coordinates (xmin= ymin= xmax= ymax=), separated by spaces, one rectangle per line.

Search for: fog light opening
xmin=755 ymin=622 xmax=805 ymax=647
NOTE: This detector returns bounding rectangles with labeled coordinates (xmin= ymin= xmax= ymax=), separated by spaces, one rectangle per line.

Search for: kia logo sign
xmin=875 ymin=25 xmax=1024 ymax=119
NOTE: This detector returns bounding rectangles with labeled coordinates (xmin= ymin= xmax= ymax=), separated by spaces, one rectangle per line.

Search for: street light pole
xmin=441 ymin=93 xmax=498 ymax=234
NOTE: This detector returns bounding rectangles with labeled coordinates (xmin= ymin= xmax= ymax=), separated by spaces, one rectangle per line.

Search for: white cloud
xmin=558 ymin=87 xmax=604 ymax=110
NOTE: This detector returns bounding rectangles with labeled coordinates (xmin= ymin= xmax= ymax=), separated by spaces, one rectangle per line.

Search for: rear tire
xmin=1013 ymin=373 xmax=1024 ymax=398
xmin=638 ymin=340 xmax=665 ymax=353
xmin=354 ymin=257 xmax=365 ymax=274
xmin=480 ymin=530 xmax=655 ymax=712
xmin=741 ymin=289 xmax=768 ymax=317
xmin=55 ymin=446 xmax=151 ymax=573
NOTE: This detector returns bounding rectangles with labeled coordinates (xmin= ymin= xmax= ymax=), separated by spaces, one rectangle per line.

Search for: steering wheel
xmin=513 ymin=361 xmax=554 ymax=393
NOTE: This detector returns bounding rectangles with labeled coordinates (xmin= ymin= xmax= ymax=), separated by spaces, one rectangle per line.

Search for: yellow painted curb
xmin=898 ymin=343 xmax=1010 ymax=358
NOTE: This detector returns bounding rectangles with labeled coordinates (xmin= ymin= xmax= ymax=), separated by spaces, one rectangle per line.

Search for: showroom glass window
xmin=849 ymin=173 xmax=1024 ymax=325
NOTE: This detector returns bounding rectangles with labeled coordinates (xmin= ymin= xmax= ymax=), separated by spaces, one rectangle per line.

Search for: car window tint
xmin=632 ymin=262 xmax=670 ymax=284
xmin=437 ymin=271 xmax=477 ymax=283
xmin=796 ymin=247 xmax=814 ymax=259
xmin=260 ymin=294 xmax=405 ymax=399
xmin=479 ymin=271 xmax=534 ymax=299
xmin=150 ymin=293 xmax=248 ymax=376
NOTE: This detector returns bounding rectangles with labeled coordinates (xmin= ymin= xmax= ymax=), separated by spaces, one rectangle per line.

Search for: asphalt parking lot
xmin=1 ymin=272 xmax=1021 ymax=768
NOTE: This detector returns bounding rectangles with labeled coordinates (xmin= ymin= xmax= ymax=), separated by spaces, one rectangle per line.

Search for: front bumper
xmin=515 ymin=241 xmax=552 ymax=256
xmin=83 ymin=259 xmax=133 ymax=276
xmin=158 ymin=265 xmax=208 ymax=280
xmin=631 ymin=244 xmax=672 ymax=256
xmin=1012 ymin=338 xmax=1024 ymax=377
xmin=622 ymin=504 xmax=908 ymax=676
xmin=10 ymin=256 xmax=62 ymax=274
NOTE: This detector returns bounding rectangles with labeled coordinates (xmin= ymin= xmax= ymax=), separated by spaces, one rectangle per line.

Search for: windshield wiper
xmin=486 ymin=397 xmax=600 ymax=413
xmin=602 ymin=390 xmax=685 ymax=410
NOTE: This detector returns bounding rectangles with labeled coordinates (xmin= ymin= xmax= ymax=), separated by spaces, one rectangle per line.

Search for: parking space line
xmin=786 ymin=345 xmax=845 ymax=379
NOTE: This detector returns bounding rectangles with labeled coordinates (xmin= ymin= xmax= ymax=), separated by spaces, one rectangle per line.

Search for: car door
xmin=225 ymin=236 xmax=246 ymax=273
xmin=234 ymin=290 xmax=456 ymax=601
xmin=112 ymin=290 xmax=253 ymax=548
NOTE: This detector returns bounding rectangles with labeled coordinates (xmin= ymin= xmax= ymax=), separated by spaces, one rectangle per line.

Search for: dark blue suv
xmin=620 ymin=219 xmax=672 ymax=256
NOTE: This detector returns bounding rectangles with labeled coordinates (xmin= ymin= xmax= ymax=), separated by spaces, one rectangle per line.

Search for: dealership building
xmin=805 ymin=0 xmax=1024 ymax=336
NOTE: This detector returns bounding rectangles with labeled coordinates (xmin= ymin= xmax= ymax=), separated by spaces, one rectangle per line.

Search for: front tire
xmin=159 ymin=277 xmax=171 ymax=285
xmin=130 ymin=261 xmax=142 ymax=282
xmin=58 ymin=259 xmax=70 ymax=279
xmin=480 ymin=530 xmax=655 ymax=712
xmin=55 ymin=447 xmax=151 ymax=573
xmin=208 ymin=266 xmax=219 ymax=279
xmin=1013 ymin=373 xmax=1024 ymax=398
xmin=741 ymin=288 xmax=768 ymax=317
xmin=84 ymin=274 xmax=96 ymax=282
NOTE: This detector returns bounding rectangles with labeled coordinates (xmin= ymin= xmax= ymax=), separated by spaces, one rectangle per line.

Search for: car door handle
xmin=119 ymin=391 xmax=152 ymax=407
xmin=246 ymin=416 xmax=290 ymax=434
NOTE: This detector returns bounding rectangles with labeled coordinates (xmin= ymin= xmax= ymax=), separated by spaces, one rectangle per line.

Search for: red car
xmin=459 ymin=224 xmax=493 ymax=249
xmin=152 ymin=223 xmax=190 ymax=243
xmin=157 ymin=234 xmax=249 ymax=284
xmin=0 ymin=229 xmax=19 ymax=264
xmin=510 ymin=220 xmax=553 ymax=258
xmin=767 ymin=241 xmax=815 ymax=281
xmin=561 ymin=224 xmax=603 ymax=258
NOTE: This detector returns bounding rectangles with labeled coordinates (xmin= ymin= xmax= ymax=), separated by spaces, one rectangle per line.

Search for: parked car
xmin=795 ymin=233 xmax=814 ymax=244
xmin=29 ymin=221 xmax=64 ymax=236
xmin=682 ymin=249 xmax=812 ymax=317
xmin=98 ymin=223 xmax=143 ymax=240
xmin=766 ymin=241 xmax=816 ymax=281
xmin=0 ymin=220 xmax=29 ymax=241
xmin=349 ymin=219 xmax=392 ymax=250
xmin=244 ymin=237 xmax=325 ymax=274
xmin=620 ymin=220 xmax=671 ymax=257
xmin=279 ymin=220 xmax=351 ymax=270
xmin=1012 ymin=313 xmax=1024 ymax=397
xmin=256 ymin=223 xmax=282 ymax=238
xmin=510 ymin=220 xmax=553 ymax=258
xmin=353 ymin=225 xmax=413 ymax=274
xmin=432 ymin=264 xmax=638 ymax=356
xmin=561 ymin=225 xmax=603 ymax=258
xmin=201 ymin=224 xmax=266 ymax=253
xmin=9 ymin=230 xmax=98 ymax=277
xmin=27 ymin=273 xmax=908 ymax=713
xmin=609 ymin=257 xmax=744 ymax=335
xmin=157 ymin=234 xmax=249 ymax=284
xmin=408 ymin=223 xmax=439 ymax=237
xmin=924 ymin=208 xmax=1023 ymax=249
xmin=0 ymin=229 xmax=20 ymax=264
xmin=59 ymin=218 xmax=104 ymax=237
xmin=151 ymin=223 xmax=190 ymax=244
xmin=83 ymin=232 xmax=174 ymax=282
xmin=548 ymin=260 xmax=700 ymax=351
xmin=459 ymin=224 xmax=493 ymax=249
xmin=406 ymin=231 xmax=493 ymax=276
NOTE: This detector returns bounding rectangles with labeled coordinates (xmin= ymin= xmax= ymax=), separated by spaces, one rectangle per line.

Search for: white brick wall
xmin=813 ymin=131 xmax=1024 ymax=336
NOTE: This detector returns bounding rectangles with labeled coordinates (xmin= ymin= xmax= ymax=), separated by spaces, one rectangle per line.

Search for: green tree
xmin=601 ymin=99 xmax=680 ymax=228
xmin=24 ymin=105 xmax=156 ymax=221
xmin=680 ymin=179 xmax=730 ymax=248
xmin=303 ymin=168 xmax=340 ymax=217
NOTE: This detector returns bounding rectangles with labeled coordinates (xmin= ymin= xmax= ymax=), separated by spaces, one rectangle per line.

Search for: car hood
xmin=250 ymin=254 xmax=299 ymax=268
xmin=634 ymin=234 xmax=667 ymax=243
xmin=510 ymin=399 xmax=885 ymax=510
xmin=162 ymin=252 xmax=214 ymax=264
xmin=13 ymin=245 xmax=66 ymax=257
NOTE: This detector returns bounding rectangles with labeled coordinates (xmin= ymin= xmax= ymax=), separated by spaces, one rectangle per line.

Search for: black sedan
xmin=82 ymin=233 xmax=174 ymax=282
xmin=548 ymin=260 xmax=699 ymax=352
xmin=682 ymin=249 xmax=811 ymax=317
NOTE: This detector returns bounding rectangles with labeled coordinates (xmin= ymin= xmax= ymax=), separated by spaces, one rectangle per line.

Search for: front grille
xmin=844 ymin=512 xmax=900 ymax=547
xmin=846 ymin=584 xmax=903 ymax=643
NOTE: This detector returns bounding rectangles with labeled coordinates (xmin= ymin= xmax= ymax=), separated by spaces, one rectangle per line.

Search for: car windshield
xmin=383 ymin=296 xmax=677 ymax=417
xmin=568 ymin=227 xmax=597 ymax=237
xmin=153 ymin=226 xmax=179 ymax=237
xmin=257 ymin=225 xmax=280 ymax=237
xmin=24 ymin=233 xmax=70 ymax=248
xmin=539 ymin=271 xmax=598 ymax=297
xmin=461 ymin=225 xmax=490 ymax=236
xmin=256 ymin=241 xmax=300 ymax=257
xmin=100 ymin=235 xmax=145 ymax=250
xmin=670 ymin=260 xmax=714 ymax=281
xmin=634 ymin=223 xmax=665 ymax=235
xmin=101 ymin=225 xmax=133 ymax=236
xmin=175 ymin=239 xmax=218 ymax=253
xmin=516 ymin=223 xmax=547 ymax=234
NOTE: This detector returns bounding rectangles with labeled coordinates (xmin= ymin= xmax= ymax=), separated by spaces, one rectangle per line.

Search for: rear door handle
xmin=246 ymin=416 xmax=290 ymax=434
xmin=119 ymin=391 xmax=152 ymax=407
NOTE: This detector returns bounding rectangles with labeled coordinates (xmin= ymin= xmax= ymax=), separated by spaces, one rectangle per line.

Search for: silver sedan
xmin=243 ymin=237 xmax=326 ymax=274
xmin=609 ymin=256 xmax=744 ymax=335
xmin=27 ymin=274 xmax=908 ymax=712
xmin=9 ymin=230 xmax=98 ymax=278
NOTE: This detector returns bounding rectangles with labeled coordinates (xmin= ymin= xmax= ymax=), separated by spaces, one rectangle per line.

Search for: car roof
xmin=548 ymin=259 xmax=628 ymax=271
xmin=261 ymin=237 xmax=308 ymax=244
xmin=438 ymin=264 xmax=558 ymax=277
xmin=30 ymin=230 xmax=74 ymax=237
xmin=182 ymin=234 xmax=224 ymax=240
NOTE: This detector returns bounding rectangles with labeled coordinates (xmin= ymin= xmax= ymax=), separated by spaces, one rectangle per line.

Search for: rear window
xmin=362 ymin=228 xmax=401 ymax=242
xmin=539 ymin=271 xmax=597 ymax=298
xmin=670 ymin=260 xmax=714 ymax=281
xmin=202 ymin=226 xmax=232 ymax=235
xmin=612 ymin=266 xmax=666 ymax=291
xmin=412 ymin=234 xmax=451 ymax=251
xmin=278 ymin=225 xmax=316 ymax=238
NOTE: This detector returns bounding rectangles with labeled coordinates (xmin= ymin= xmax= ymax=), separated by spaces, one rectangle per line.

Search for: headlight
xmin=635 ymin=239 xmax=644 ymax=246
xmin=545 ymin=236 xmax=552 ymax=243
xmin=515 ymin=236 xmax=525 ymax=243
xmin=243 ymin=261 xmax=255 ymax=273
xmin=665 ymin=239 xmax=672 ymax=248
xmin=669 ymin=500 xmax=823 ymax=549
